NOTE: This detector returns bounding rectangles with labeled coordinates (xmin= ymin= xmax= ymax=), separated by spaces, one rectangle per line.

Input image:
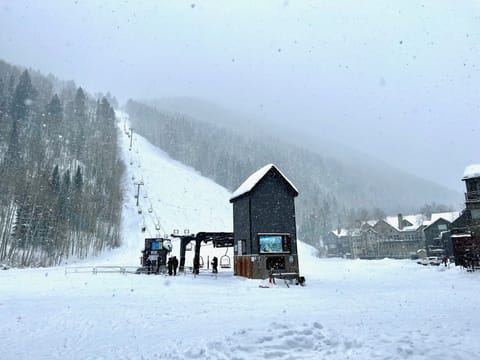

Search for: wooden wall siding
xmin=234 ymin=255 xmax=299 ymax=279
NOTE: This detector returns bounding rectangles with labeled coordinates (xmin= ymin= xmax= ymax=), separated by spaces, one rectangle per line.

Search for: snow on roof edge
xmin=462 ymin=164 xmax=480 ymax=180
xmin=230 ymin=163 xmax=298 ymax=201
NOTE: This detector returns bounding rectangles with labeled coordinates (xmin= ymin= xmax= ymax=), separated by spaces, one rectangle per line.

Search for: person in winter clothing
xmin=442 ymin=256 xmax=448 ymax=267
xmin=172 ymin=256 xmax=179 ymax=276
xmin=193 ymin=256 xmax=200 ymax=275
xmin=167 ymin=257 xmax=173 ymax=276
xmin=211 ymin=256 xmax=218 ymax=274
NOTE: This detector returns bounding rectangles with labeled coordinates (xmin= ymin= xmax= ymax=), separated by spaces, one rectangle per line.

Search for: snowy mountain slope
xmin=95 ymin=111 xmax=234 ymax=266
xmin=75 ymin=110 xmax=316 ymax=269
xmin=2 ymin=112 xmax=480 ymax=359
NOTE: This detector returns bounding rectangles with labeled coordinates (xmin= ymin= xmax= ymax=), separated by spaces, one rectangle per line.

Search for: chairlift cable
xmin=125 ymin=133 xmax=170 ymax=241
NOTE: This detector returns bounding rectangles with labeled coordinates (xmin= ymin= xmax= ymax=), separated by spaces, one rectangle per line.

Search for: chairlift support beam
xmin=134 ymin=181 xmax=144 ymax=207
xmin=171 ymin=232 xmax=234 ymax=273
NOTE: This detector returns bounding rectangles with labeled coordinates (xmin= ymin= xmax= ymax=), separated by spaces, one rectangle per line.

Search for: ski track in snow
xmin=2 ymin=112 xmax=480 ymax=359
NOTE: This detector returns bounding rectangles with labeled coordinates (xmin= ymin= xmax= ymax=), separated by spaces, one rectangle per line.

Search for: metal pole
xmin=129 ymin=128 xmax=133 ymax=150
xmin=135 ymin=181 xmax=144 ymax=206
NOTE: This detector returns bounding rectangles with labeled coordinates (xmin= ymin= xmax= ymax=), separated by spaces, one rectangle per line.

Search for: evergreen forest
xmin=0 ymin=60 xmax=124 ymax=266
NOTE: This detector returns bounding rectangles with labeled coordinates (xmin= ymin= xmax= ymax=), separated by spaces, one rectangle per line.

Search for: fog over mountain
xmin=1 ymin=1 xmax=479 ymax=192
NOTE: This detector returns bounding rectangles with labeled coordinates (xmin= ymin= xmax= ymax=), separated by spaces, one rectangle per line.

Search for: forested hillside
xmin=0 ymin=60 xmax=124 ymax=266
xmin=125 ymin=100 xmax=460 ymax=249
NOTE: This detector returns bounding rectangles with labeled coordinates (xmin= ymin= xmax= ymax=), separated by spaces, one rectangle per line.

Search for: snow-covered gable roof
xmin=430 ymin=211 xmax=460 ymax=223
xmin=462 ymin=164 xmax=480 ymax=180
xmin=331 ymin=228 xmax=361 ymax=238
xmin=332 ymin=229 xmax=349 ymax=237
xmin=230 ymin=164 xmax=298 ymax=201
xmin=423 ymin=211 xmax=460 ymax=228
xmin=332 ymin=211 xmax=461 ymax=236
xmin=374 ymin=211 xmax=460 ymax=231
xmin=384 ymin=214 xmax=425 ymax=231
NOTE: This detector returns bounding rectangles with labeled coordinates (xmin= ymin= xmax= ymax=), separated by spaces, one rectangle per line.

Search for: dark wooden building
xmin=451 ymin=165 xmax=480 ymax=268
xmin=423 ymin=217 xmax=451 ymax=255
xmin=452 ymin=166 xmax=480 ymax=232
xmin=230 ymin=164 xmax=299 ymax=279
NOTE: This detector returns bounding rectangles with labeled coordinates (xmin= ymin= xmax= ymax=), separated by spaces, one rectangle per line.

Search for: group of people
xmin=166 ymin=255 xmax=219 ymax=276
xmin=167 ymin=256 xmax=179 ymax=276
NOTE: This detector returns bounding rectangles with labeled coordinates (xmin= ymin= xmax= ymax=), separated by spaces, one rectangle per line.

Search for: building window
xmin=438 ymin=224 xmax=447 ymax=231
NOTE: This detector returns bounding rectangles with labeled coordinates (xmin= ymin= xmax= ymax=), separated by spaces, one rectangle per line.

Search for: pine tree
xmin=11 ymin=70 xmax=36 ymax=121
xmin=50 ymin=165 xmax=60 ymax=193
xmin=3 ymin=119 xmax=22 ymax=173
xmin=74 ymin=165 xmax=83 ymax=191
xmin=46 ymin=94 xmax=63 ymax=127
xmin=73 ymin=87 xmax=87 ymax=159
xmin=74 ymin=87 xmax=86 ymax=118
xmin=45 ymin=94 xmax=63 ymax=156
xmin=58 ymin=169 xmax=71 ymax=222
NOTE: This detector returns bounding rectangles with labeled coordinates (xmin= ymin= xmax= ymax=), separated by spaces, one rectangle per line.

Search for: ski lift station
xmin=230 ymin=164 xmax=300 ymax=280
xmin=139 ymin=164 xmax=302 ymax=282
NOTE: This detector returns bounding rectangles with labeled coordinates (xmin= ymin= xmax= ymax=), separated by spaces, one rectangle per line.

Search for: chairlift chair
xmin=155 ymin=224 xmax=161 ymax=231
xmin=138 ymin=208 xmax=142 ymax=214
xmin=148 ymin=207 xmax=153 ymax=213
xmin=185 ymin=243 xmax=193 ymax=251
xmin=220 ymin=256 xmax=231 ymax=269
xmin=220 ymin=248 xmax=231 ymax=268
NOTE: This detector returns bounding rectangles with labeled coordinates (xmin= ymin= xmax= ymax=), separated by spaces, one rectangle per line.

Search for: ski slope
xmin=1 ymin=112 xmax=480 ymax=359
xmin=95 ymin=111 xmax=235 ymax=267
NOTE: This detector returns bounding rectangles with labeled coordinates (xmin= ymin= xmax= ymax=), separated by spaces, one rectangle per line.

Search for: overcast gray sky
xmin=1 ymin=0 xmax=479 ymax=192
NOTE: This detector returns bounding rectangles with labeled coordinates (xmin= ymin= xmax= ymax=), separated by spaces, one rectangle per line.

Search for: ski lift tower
xmin=230 ymin=164 xmax=300 ymax=280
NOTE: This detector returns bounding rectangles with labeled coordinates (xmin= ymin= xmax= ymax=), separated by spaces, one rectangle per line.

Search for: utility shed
xmin=230 ymin=164 xmax=299 ymax=279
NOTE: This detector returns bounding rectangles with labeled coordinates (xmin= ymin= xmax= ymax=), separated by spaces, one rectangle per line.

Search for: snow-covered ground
xmin=1 ymin=113 xmax=480 ymax=359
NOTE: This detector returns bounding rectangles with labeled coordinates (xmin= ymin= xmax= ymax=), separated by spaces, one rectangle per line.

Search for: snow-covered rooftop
xmin=350 ymin=211 xmax=461 ymax=233
xmin=230 ymin=163 xmax=298 ymax=201
xmin=384 ymin=214 xmax=425 ymax=231
xmin=423 ymin=211 xmax=461 ymax=227
xmin=332 ymin=229 xmax=349 ymax=237
xmin=331 ymin=228 xmax=362 ymax=237
xmin=462 ymin=164 xmax=480 ymax=180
